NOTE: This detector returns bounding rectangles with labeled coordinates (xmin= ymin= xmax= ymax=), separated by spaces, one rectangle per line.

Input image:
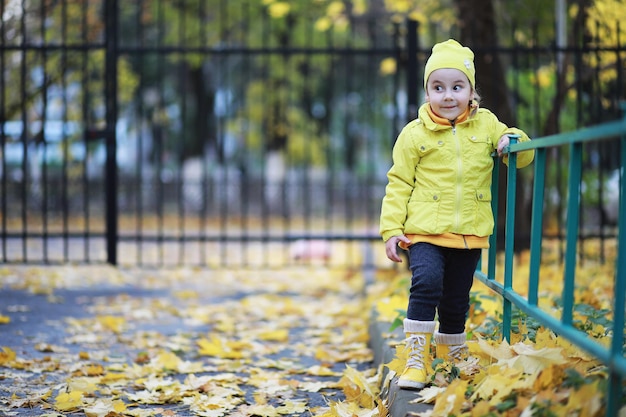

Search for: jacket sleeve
xmin=379 ymin=123 xmax=420 ymax=242
xmin=493 ymin=117 xmax=535 ymax=168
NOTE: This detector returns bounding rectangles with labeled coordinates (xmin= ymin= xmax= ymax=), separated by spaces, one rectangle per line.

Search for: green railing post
xmin=488 ymin=158 xmax=500 ymax=279
xmin=502 ymin=135 xmax=519 ymax=342
xmin=528 ymin=148 xmax=546 ymax=306
xmin=562 ymin=142 xmax=582 ymax=325
xmin=606 ymin=121 xmax=626 ymax=417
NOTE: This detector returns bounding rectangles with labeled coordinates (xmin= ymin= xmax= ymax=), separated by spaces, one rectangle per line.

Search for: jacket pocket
xmin=406 ymin=189 xmax=441 ymax=233
xmin=474 ymin=187 xmax=494 ymax=235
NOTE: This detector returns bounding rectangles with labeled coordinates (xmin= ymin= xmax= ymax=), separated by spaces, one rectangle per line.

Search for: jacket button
xmin=479 ymin=193 xmax=483 ymax=199
xmin=433 ymin=195 xmax=438 ymax=201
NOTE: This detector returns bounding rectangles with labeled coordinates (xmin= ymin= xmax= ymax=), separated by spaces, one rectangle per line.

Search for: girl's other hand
xmin=385 ymin=235 xmax=411 ymax=262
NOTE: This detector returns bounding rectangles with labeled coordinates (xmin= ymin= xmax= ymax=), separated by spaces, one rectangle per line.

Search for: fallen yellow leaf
xmin=432 ymin=379 xmax=468 ymax=416
xmin=0 ymin=347 xmax=16 ymax=365
xmin=258 ymin=328 xmax=289 ymax=342
xmin=97 ymin=315 xmax=126 ymax=334
xmin=197 ymin=335 xmax=245 ymax=359
xmin=55 ymin=390 xmax=84 ymax=412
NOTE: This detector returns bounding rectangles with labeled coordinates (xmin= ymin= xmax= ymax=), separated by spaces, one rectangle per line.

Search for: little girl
xmin=379 ymin=39 xmax=534 ymax=390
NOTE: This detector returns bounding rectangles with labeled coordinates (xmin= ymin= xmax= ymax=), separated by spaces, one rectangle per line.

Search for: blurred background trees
xmin=1 ymin=0 xmax=624 ymax=264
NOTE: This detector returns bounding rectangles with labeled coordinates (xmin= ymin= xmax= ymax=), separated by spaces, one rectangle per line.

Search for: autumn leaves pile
xmin=0 ymin=249 xmax=623 ymax=417
xmin=372 ymin=245 xmax=621 ymax=417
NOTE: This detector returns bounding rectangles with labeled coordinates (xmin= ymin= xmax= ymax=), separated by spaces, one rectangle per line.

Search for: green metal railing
xmin=475 ymin=111 xmax=626 ymax=416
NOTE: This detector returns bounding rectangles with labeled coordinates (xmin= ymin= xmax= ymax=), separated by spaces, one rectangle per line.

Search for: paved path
xmin=0 ymin=265 xmax=375 ymax=416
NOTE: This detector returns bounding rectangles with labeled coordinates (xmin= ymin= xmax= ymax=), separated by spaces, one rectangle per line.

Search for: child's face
xmin=425 ymin=68 xmax=474 ymax=121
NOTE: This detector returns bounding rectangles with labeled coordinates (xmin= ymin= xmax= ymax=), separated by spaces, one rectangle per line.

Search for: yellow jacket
xmin=379 ymin=103 xmax=534 ymax=244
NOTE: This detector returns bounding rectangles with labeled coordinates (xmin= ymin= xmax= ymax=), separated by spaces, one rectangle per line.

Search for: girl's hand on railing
xmin=497 ymin=135 xmax=511 ymax=156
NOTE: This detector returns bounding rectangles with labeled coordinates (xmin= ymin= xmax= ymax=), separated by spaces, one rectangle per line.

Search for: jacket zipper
xmin=451 ymin=120 xmax=463 ymax=232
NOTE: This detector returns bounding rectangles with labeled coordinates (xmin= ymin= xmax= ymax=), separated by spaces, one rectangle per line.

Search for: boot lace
xmin=405 ymin=334 xmax=427 ymax=369
xmin=448 ymin=343 xmax=469 ymax=361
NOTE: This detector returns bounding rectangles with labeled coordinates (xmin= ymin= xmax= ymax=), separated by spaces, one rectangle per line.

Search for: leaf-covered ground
xmin=0 ymin=266 xmax=377 ymax=417
xmin=0 ymin=238 xmax=624 ymax=417
xmin=372 ymin=240 xmax=625 ymax=417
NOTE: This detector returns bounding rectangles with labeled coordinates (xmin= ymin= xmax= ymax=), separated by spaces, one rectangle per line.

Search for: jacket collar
xmin=418 ymin=102 xmax=472 ymax=131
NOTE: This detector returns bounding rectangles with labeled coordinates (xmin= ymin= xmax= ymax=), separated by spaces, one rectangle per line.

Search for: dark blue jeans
xmin=407 ymin=242 xmax=481 ymax=334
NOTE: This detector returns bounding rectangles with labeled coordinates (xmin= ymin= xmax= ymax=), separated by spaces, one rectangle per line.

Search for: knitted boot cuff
xmin=403 ymin=319 xmax=437 ymax=334
xmin=434 ymin=331 xmax=467 ymax=345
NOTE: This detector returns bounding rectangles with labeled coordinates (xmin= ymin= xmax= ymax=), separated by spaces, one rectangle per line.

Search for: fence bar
xmin=502 ymin=136 xmax=519 ymax=342
xmin=511 ymin=118 xmax=626 ymax=151
xmin=606 ymin=132 xmax=626 ymax=417
xmin=487 ymin=158 xmax=500 ymax=279
xmin=562 ymin=141 xmax=583 ymax=326
xmin=527 ymin=147 xmax=546 ymax=306
xmin=104 ymin=0 xmax=119 ymax=265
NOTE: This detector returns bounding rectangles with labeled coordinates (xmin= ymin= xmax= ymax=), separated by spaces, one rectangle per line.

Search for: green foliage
xmin=388 ymin=310 xmax=406 ymax=332
xmin=505 ymin=66 xmax=578 ymax=138
xmin=474 ymin=305 xmax=543 ymax=342
xmin=572 ymin=303 xmax=612 ymax=335
xmin=431 ymin=359 xmax=461 ymax=384
xmin=562 ymin=368 xmax=593 ymax=390
xmin=495 ymin=392 xmax=518 ymax=412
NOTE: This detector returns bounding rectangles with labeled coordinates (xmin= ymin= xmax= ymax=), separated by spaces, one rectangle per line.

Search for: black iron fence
xmin=1 ymin=1 xmax=624 ymax=268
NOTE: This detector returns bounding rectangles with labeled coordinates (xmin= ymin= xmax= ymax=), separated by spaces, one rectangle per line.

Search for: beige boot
xmin=434 ymin=331 xmax=469 ymax=362
xmin=397 ymin=319 xmax=436 ymax=390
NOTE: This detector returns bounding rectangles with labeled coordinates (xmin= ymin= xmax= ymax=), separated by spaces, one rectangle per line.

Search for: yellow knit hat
xmin=424 ymin=39 xmax=475 ymax=89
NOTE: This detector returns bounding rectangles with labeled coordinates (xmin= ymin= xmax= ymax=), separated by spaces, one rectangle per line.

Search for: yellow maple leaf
xmin=535 ymin=327 xmax=559 ymax=348
xmin=432 ymin=379 xmax=468 ymax=416
xmin=100 ymin=372 xmax=128 ymax=384
xmin=55 ymin=390 xmax=84 ymax=412
xmin=67 ymin=377 xmax=100 ymax=394
xmin=276 ymin=400 xmax=307 ymax=414
xmin=244 ymin=403 xmax=280 ymax=417
xmin=477 ymin=337 xmax=515 ymax=360
xmin=97 ymin=315 xmax=125 ymax=334
xmin=384 ymin=344 xmax=407 ymax=375
xmin=375 ymin=295 xmax=406 ymax=322
xmin=258 ymin=328 xmax=289 ymax=342
xmin=410 ymin=385 xmax=445 ymax=404
xmin=470 ymin=365 xmax=522 ymax=402
xmin=329 ymin=399 xmax=376 ymax=417
xmin=153 ymin=350 xmax=182 ymax=371
xmin=533 ymin=364 xmax=565 ymax=390
xmin=0 ymin=347 xmax=16 ymax=365
xmin=337 ymin=365 xmax=377 ymax=409
xmin=505 ymin=342 xmax=567 ymax=374
xmin=197 ymin=335 xmax=244 ymax=359
xmin=306 ymin=365 xmax=339 ymax=376
xmin=82 ymin=364 xmax=105 ymax=376
xmin=565 ymin=381 xmax=603 ymax=417
xmin=471 ymin=400 xmax=492 ymax=416
xmin=83 ymin=398 xmax=127 ymax=417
